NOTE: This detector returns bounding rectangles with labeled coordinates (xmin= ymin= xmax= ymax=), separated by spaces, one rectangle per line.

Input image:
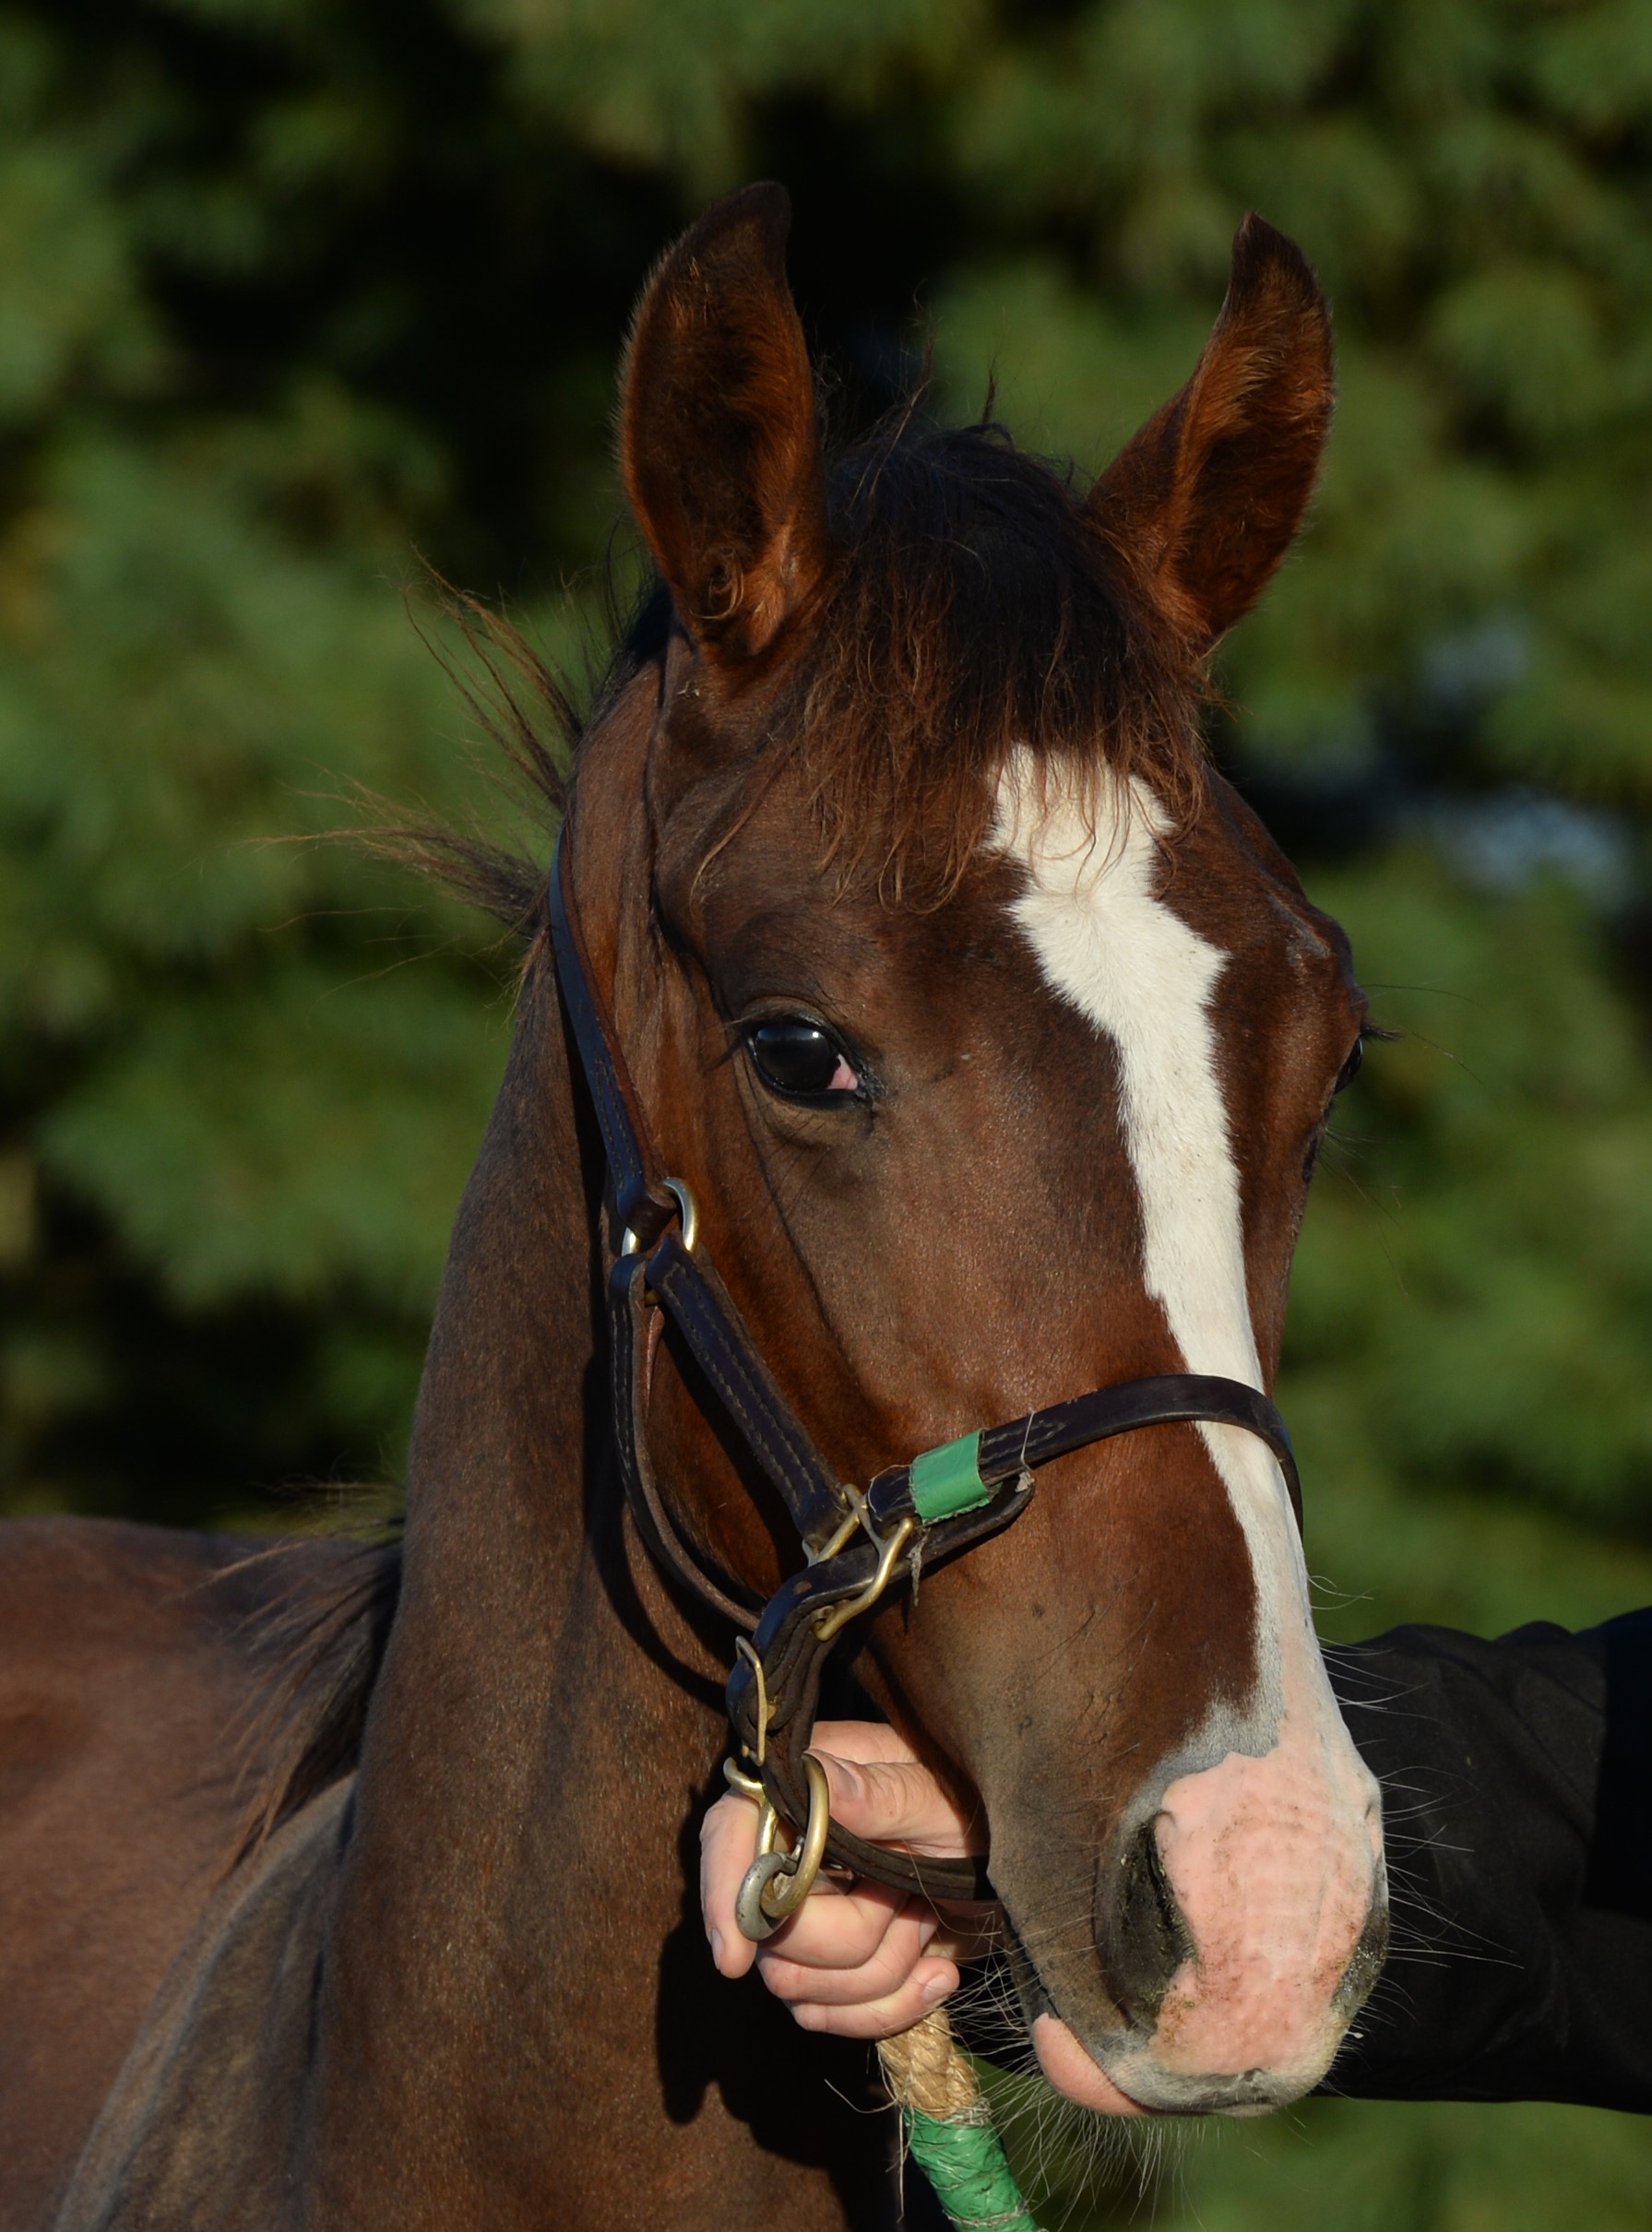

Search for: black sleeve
xmin=1323 ymin=1607 xmax=1652 ymax=2110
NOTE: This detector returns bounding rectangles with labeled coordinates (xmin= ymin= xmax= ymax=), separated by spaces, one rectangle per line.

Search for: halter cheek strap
xmin=548 ymin=831 xmax=1301 ymax=1917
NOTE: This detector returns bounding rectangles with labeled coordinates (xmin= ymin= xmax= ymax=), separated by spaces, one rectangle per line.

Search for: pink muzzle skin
xmin=1031 ymin=1719 xmax=1386 ymax=2117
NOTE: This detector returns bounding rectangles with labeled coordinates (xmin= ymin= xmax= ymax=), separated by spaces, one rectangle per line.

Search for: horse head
xmin=565 ymin=184 xmax=1385 ymax=2119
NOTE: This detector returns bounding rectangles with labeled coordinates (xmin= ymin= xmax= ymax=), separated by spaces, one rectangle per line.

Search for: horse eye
xmin=1334 ymin=1035 xmax=1364 ymax=1095
xmin=746 ymin=1020 xmax=860 ymax=1100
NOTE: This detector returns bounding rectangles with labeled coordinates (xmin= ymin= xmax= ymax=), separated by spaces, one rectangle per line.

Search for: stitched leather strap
xmin=550 ymin=839 xmax=664 ymax=1218
xmin=551 ymin=844 xmax=845 ymax=1565
xmin=647 ymin=1235 xmax=845 ymax=1547
xmin=611 ymin=1257 xmax=761 ymax=1632
xmin=872 ymin=1372 xmax=1301 ymax=1530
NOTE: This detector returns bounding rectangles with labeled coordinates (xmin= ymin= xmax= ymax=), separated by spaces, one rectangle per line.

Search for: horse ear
xmin=1089 ymin=215 xmax=1333 ymax=649
xmin=620 ymin=183 xmax=832 ymax=669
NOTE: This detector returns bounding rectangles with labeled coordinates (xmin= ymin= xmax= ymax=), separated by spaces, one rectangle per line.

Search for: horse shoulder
xmin=52 ymin=1781 xmax=352 ymax=2232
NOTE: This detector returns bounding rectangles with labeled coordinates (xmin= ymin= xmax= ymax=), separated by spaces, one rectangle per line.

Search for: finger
xmin=699 ymin=1791 xmax=762 ymax=1978
xmin=788 ymin=1958 xmax=961 ymax=2042
xmin=756 ymin=1906 xmax=938 ymax=2007
xmin=810 ymin=1747 xmax=981 ymax=1858
xmin=810 ymin=1719 xmax=935 ymax=1764
xmin=749 ymin=1878 xmax=915 ymax=1973
xmin=927 ymin=1906 xmax=1004 ymax=1964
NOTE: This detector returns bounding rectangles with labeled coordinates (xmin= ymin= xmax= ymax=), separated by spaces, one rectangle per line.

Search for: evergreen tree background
xmin=3 ymin=0 xmax=1651 ymax=2220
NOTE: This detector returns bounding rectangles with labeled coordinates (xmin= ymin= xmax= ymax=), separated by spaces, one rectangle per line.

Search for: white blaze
xmin=994 ymin=752 xmax=1382 ymax=2098
xmin=994 ymin=754 xmax=1294 ymax=1689
xmin=995 ymin=761 xmax=1258 ymax=1382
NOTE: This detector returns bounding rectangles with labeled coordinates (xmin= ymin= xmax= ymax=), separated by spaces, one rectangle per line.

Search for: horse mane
xmin=230 ymin=409 xmax=1207 ymax=1865
xmin=226 ymin=1537 xmax=402 ymax=1868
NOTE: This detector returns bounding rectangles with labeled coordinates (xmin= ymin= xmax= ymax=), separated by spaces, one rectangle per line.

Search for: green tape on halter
xmin=903 ymin=2107 xmax=1042 ymax=2231
xmin=908 ymin=1431 xmax=989 ymax=1523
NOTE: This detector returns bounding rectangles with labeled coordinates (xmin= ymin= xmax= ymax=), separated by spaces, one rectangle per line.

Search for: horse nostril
xmin=1101 ymin=1815 xmax=1195 ymax=2031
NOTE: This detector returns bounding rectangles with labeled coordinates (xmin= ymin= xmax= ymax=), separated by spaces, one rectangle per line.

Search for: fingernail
xmin=709 ymin=1929 xmax=724 ymax=1969
xmin=921 ymin=1972 xmax=950 ymax=2007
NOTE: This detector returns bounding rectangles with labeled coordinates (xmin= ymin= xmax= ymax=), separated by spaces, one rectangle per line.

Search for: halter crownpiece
xmin=548 ymin=829 xmax=1301 ymax=1926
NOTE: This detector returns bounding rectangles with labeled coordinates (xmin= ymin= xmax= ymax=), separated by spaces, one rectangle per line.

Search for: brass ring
xmin=661 ymin=1177 xmax=699 ymax=1253
xmin=620 ymin=1175 xmax=699 ymax=1260
xmin=755 ymin=1754 xmax=833 ymax=1924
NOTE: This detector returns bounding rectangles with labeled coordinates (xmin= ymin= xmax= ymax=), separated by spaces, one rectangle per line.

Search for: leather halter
xmin=549 ymin=830 xmax=1301 ymax=1908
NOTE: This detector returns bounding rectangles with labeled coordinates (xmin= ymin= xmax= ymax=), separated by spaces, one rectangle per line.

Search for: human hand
xmin=699 ymin=1719 xmax=987 ymax=2039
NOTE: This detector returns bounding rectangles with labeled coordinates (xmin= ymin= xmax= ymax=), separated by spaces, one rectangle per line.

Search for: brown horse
xmin=0 ymin=184 xmax=1384 ymax=2228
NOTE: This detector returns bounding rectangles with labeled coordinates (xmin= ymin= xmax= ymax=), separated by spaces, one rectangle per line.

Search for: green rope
xmin=881 ymin=2007 xmax=1045 ymax=2232
xmin=902 ymin=2104 xmax=1044 ymax=2231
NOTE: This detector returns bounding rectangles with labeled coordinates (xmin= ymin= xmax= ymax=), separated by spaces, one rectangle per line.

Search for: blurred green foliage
xmin=3 ymin=0 xmax=1652 ymax=2220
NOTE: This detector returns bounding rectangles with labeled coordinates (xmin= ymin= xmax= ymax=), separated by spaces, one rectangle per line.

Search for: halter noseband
xmin=549 ymin=832 xmax=1301 ymax=1929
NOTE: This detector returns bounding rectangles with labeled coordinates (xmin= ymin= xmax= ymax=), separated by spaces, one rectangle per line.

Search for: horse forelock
xmin=794 ymin=421 xmax=1207 ymax=897
xmin=554 ymin=416 xmax=1207 ymax=907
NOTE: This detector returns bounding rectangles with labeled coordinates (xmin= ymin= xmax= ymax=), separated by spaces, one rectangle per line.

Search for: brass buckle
xmin=812 ymin=1512 xmax=917 ymax=1643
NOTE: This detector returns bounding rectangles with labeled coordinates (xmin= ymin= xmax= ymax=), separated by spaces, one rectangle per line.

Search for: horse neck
xmin=303 ymin=948 xmax=739 ymax=2223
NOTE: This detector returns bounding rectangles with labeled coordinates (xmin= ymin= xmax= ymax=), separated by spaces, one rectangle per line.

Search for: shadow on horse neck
xmin=4 ymin=183 xmax=1385 ymax=2229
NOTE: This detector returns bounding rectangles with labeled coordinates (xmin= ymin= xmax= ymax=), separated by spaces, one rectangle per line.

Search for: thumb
xmin=810 ymin=1748 xmax=981 ymax=1858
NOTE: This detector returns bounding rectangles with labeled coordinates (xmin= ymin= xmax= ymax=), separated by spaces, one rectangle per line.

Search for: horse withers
xmin=0 ymin=185 xmax=1384 ymax=2228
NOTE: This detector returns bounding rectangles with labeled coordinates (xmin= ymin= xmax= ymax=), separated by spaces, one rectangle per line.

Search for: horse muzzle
xmin=1006 ymin=1735 xmax=1389 ymax=2118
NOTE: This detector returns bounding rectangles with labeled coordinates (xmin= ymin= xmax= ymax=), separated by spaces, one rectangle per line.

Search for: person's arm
xmin=1322 ymin=1608 xmax=1652 ymax=2109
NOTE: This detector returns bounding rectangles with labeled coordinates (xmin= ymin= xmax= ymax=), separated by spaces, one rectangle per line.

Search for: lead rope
xmin=879 ymin=2009 xmax=1044 ymax=2231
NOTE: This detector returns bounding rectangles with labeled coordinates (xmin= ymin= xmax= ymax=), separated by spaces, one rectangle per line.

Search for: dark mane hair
xmin=225 ymin=1537 xmax=401 ymax=1870
xmin=793 ymin=417 xmax=1206 ymax=899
